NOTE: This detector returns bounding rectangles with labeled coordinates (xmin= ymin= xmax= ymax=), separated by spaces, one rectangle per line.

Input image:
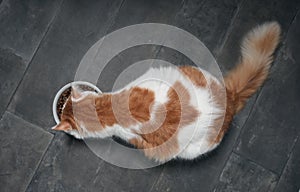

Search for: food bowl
xmin=52 ymin=81 xmax=101 ymax=124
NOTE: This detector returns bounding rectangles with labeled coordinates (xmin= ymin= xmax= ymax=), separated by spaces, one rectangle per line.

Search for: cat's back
xmin=127 ymin=66 xmax=189 ymax=104
xmin=128 ymin=66 xmax=222 ymax=108
xmin=126 ymin=66 xmax=225 ymax=161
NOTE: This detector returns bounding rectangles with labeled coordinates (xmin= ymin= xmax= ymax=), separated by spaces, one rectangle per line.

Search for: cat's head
xmin=52 ymin=86 xmax=99 ymax=139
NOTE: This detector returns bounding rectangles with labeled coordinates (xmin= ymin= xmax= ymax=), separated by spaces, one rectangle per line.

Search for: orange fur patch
xmin=204 ymin=80 xmax=227 ymax=145
xmin=96 ymin=87 xmax=155 ymax=128
xmin=108 ymin=87 xmax=155 ymax=127
xmin=130 ymin=81 xmax=199 ymax=161
xmin=128 ymin=87 xmax=155 ymax=122
xmin=59 ymin=87 xmax=155 ymax=133
xmin=209 ymin=82 xmax=235 ymax=145
xmin=179 ymin=66 xmax=230 ymax=146
xmin=179 ymin=66 xmax=207 ymax=87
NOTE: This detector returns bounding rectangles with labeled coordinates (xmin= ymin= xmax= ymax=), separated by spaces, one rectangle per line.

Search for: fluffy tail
xmin=225 ymin=22 xmax=281 ymax=113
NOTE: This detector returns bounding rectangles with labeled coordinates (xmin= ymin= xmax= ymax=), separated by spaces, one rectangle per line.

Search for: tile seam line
xmin=2 ymin=0 xmax=65 ymax=122
xmin=232 ymin=151 xmax=279 ymax=177
xmin=105 ymin=0 xmax=125 ymax=34
xmin=23 ymin=134 xmax=56 ymax=192
xmin=189 ymin=0 xmax=209 ymax=20
xmin=91 ymin=0 xmax=124 ymax=58
xmin=209 ymin=0 xmax=250 ymax=190
xmin=0 ymin=111 xmax=56 ymax=192
xmin=4 ymin=110 xmax=53 ymax=136
xmin=215 ymin=0 xmax=244 ymax=59
xmin=148 ymin=166 xmax=164 ymax=192
xmin=148 ymin=0 xmax=187 ymax=69
xmin=285 ymin=7 xmax=299 ymax=38
xmin=273 ymin=135 xmax=299 ymax=192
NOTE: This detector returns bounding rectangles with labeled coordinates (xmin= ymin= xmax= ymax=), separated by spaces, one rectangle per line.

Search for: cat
xmin=52 ymin=22 xmax=281 ymax=162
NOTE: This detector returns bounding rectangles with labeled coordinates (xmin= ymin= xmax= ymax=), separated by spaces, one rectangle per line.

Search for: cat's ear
xmin=52 ymin=121 xmax=72 ymax=131
xmin=71 ymin=85 xmax=83 ymax=100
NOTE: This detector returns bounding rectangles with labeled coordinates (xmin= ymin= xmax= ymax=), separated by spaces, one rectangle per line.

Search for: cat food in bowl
xmin=52 ymin=81 xmax=101 ymax=124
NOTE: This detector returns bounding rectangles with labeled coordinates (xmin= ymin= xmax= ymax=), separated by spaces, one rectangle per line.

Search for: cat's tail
xmin=225 ymin=22 xmax=281 ymax=113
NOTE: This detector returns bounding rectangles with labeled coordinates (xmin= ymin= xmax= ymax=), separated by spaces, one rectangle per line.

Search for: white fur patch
xmin=124 ymin=66 xmax=224 ymax=159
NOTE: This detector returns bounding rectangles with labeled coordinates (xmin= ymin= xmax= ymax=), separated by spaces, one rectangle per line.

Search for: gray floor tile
xmin=0 ymin=48 xmax=25 ymax=117
xmin=214 ymin=153 xmax=278 ymax=192
xmin=21 ymin=1 xmax=184 ymax=192
xmin=173 ymin=0 xmax=242 ymax=53
xmin=108 ymin=0 xmax=183 ymax=32
xmin=0 ymin=0 xmax=63 ymax=62
xmin=152 ymin=0 xmax=243 ymax=73
xmin=275 ymin=138 xmax=300 ymax=192
xmin=26 ymin=133 xmax=161 ymax=192
xmin=8 ymin=0 xmax=123 ymax=128
xmin=26 ymin=134 xmax=159 ymax=192
xmin=26 ymin=133 xmax=103 ymax=192
xmin=0 ymin=0 xmax=62 ymax=118
xmin=0 ymin=111 xmax=53 ymax=192
xmin=92 ymin=162 xmax=163 ymax=192
xmin=217 ymin=0 xmax=300 ymax=72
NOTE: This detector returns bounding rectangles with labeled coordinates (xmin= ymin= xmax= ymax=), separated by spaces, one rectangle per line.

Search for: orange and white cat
xmin=52 ymin=22 xmax=281 ymax=162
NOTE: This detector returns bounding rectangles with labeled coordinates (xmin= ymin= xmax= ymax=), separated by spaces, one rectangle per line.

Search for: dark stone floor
xmin=0 ymin=0 xmax=299 ymax=191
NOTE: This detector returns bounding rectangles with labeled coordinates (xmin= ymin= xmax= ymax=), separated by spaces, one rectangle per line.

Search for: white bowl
xmin=52 ymin=81 xmax=102 ymax=124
